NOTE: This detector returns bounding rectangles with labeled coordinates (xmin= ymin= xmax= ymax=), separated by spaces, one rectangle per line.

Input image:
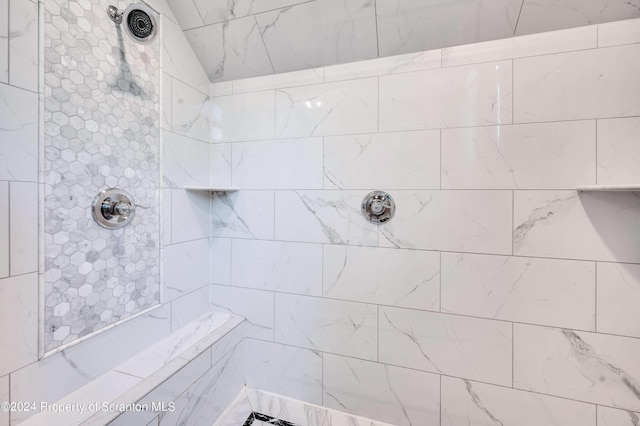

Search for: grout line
xmin=373 ymin=0 xmax=380 ymax=58
xmin=513 ymin=0 xmax=526 ymax=37
xmin=511 ymin=323 xmax=515 ymax=388
xmin=376 ymin=304 xmax=380 ymax=362
xmin=255 ymin=15 xmax=276 ymax=76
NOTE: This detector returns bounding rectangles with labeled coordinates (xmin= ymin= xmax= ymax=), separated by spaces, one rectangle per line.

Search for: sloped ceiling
xmin=165 ymin=0 xmax=640 ymax=82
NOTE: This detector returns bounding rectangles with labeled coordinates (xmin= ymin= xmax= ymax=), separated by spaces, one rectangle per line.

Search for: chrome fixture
xmin=361 ymin=191 xmax=395 ymax=224
xmin=91 ymin=188 xmax=136 ymax=229
xmin=107 ymin=2 xmax=158 ymax=44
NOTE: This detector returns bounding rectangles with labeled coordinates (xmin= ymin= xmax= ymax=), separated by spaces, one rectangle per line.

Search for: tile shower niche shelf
xmin=577 ymin=184 xmax=640 ymax=192
xmin=185 ymin=186 xmax=240 ymax=192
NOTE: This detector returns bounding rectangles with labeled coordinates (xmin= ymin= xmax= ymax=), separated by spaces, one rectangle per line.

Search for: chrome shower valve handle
xmin=92 ymin=188 xmax=136 ymax=229
xmin=361 ymin=191 xmax=396 ymax=224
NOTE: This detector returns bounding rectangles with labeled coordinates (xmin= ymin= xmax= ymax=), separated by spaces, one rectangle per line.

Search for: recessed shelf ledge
xmin=185 ymin=186 xmax=240 ymax=192
xmin=577 ymin=184 xmax=640 ymax=192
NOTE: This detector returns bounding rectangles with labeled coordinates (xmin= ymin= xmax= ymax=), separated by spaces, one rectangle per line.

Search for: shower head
xmin=107 ymin=2 xmax=158 ymax=44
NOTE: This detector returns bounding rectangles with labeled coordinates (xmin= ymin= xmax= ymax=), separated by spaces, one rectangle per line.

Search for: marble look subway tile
xmin=275 ymin=294 xmax=378 ymax=360
xmin=599 ymin=18 xmax=640 ymax=47
xmin=184 ymin=16 xmax=274 ymax=82
xmin=193 ymin=0 xmax=311 ymax=26
xmin=513 ymin=191 xmax=640 ymax=262
xmin=442 ymin=253 xmax=595 ymax=330
xmin=232 ymin=138 xmax=323 ymax=189
xmin=379 ymin=190 xmax=512 ymax=255
xmin=164 ymin=0 xmax=204 ymax=30
xmin=171 ymin=286 xmax=212 ymax=331
xmin=441 ymin=121 xmax=596 ymax=189
xmin=10 ymin=182 xmax=38 ymax=275
xmin=0 ymin=273 xmax=37 ymax=377
xmin=323 ymin=354 xmax=440 ymax=426
xmin=231 ymin=239 xmax=322 ymax=296
xmin=255 ymin=0 xmax=377 ymax=74
xmin=442 ymin=25 xmax=597 ymax=67
xmin=597 ymin=406 xmax=640 ymax=426
xmin=516 ymin=0 xmax=640 ymax=35
xmin=162 ymin=17 xmax=210 ymax=93
xmin=162 ymin=188 xmax=172 ymax=245
xmin=323 ymin=131 xmax=440 ymax=190
xmin=275 ymin=78 xmax=378 ymax=139
xmin=0 ymin=83 xmax=39 ymax=181
xmin=246 ymin=339 xmax=323 ymax=405
xmin=379 ymin=60 xmax=512 ymax=132
xmin=322 ymin=410 xmax=396 ymax=426
xmin=597 ymin=262 xmax=640 ymax=339
xmin=441 ymin=376 xmax=596 ymax=426
xmin=209 ymin=321 xmax=245 ymax=367
xmin=597 ymin=117 xmax=640 ymax=185
xmin=232 ymin=68 xmax=324 ymax=94
xmin=170 ymin=189 xmax=210 ymax=243
xmin=274 ymin=190 xmax=378 ymax=246
xmin=163 ymin=238 xmax=210 ymax=302
xmin=211 ymin=285 xmax=274 ymax=340
xmin=162 ymin=131 xmax=210 ymax=188
xmin=323 ymin=245 xmax=440 ymax=311
xmin=211 ymin=91 xmax=275 ymax=143
xmin=9 ymin=0 xmax=38 ymax=91
xmin=211 ymin=81 xmax=233 ymax=97
xmin=323 ymin=50 xmax=441 ymax=82
xmin=212 ymin=389 xmax=252 ymax=426
xmin=246 ymin=388 xmax=327 ymax=426
xmin=514 ymin=323 xmax=640 ymax=411
xmin=379 ymin=306 xmax=512 ymax=386
xmin=210 ymin=237 xmax=231 ymax=285
xmin=0 ymin=374 xmax=7 ymax=426
xmin=376 ymin=0 xmax=520 ymax=57
xmin=513 ymin=44 xmax=640 ymax=123
xmin=0 ymin=182 xmax=7 ymax=278
xmin=161 ymin=73 xmax=172 ymax=131
xmin=171 ymin=79 xmax=212 ymax=143
xmin=0 ymin=0 xmax=7 ymax=83
xmin=210 ymin=143 xmax=232 ymax=187
xmin=211 ymin=190 xmax=275 ymax=240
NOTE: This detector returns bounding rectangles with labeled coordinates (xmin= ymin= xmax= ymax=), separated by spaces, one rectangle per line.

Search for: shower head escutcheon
xmin=107 ymin=2 xmax=158 ymax=44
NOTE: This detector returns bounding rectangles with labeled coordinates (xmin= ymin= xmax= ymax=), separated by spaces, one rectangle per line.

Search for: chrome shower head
xmin=107 ymin=2 xmax=158 ymax=44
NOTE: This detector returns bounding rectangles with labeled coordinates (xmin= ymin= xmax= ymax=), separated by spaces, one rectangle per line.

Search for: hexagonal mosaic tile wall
xmin=43 ymin=0 xmax=161 ymax=352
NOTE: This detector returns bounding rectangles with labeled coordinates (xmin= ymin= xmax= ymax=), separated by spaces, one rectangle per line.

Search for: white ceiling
xmin=165 ymin=0 xmax=640 ymax=82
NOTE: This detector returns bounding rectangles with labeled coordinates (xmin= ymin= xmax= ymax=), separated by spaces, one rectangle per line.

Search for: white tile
xmin=379 ymin=307 xmax=512 ymax=386
xmin=255 ymin=0 xmax=377 ymax=74
xmin=211 ymin=190 xmax=274 ymax=239
xmin=232 ymin=138 xmax=323 ymax=189
xmin=597 ymin=117 xmax=640 ymax=185
xmin=514 ymin=324 xmax=640 ymax=411
xmin=513 ymin=44 xmax=640 ymax=123
xmin=163 ymin=238 xmax=210 ymax=302
xmin=210 ymin=143 xmax=232 ymax=187
xmin=210 ymin=81 xmax=233 ymax=97
xmin=246 ymin=339 xmax=323 ymax=405
xmin=0 ymin=182 xmax=7 ymax=278
xmin=443 ymin=25 xmax=597 ymax=67
xmin=162 ymin=188 xmax=171 ymax=245
xmin=376 ymin=0 xmax=521 ymax=56
xmin=513 ymin=191 xmax=640 ymax=262
xmin=170 ymin=189 xmax=211 ymax=244
xmin=275 ymin=78 xmax=378 ymax=139
xmin=274 ymin=190 xmax=378 ymax=246
xmin=0 ymin=273 xmax=37 ymax=377
xmin=171 ymin=286 xmax=210 ymax=331
xmin=0 ymin=83 xmax=39 ymax=181
xmin=323 ymin=354 xmax=440 ymax=426
xmin=441 ymin=376 xmax=596 ymax=426
xmin=211 ymin=91 xmax=275 ymax=143
xmin=275 ymin=293 xmax=377 ymax=360
xmin=0 ymin=0 xmax=7 ymax=83
xmin=380 ymin=60 xmax=512 ymax=132
xmin=599 ymin=18 xmax=640 ymax=47
xmin=516 ymin=0 xmax=640 ymax=35
xmin=164 ymin=0 xmax=204 ymax=30
xmin=324 ymin=50 xmax=441 ymax=82
xmin=209 ymin=323 xmax=245 ymax=366
xmin=324 ymin=131 xmax=440 ymax=190
xmin=162 ymin=131 xmax=210 ymax=188
xmin=211 ymin=285 xmax=274 ymax=339
xmin=441 ymin=121 xmax=596 ymax=189
xmin=171 ymin=79 xmax=211 ymax=143
xmin=231 ymin=239 xmax=322 ymax=295
xmin=147 ymin=0 xmax=179 ymax=25
xmin=379 ymin=190 xmax=512 ymax=255
xmin=9 ymin=0 xmax=38 ymax=91
xmin=162 ymin=73 xmax=172 ymax=131
xmin=324 ymin=245 xmax=440 ymax=311
xmin=246 ymin=389 xmax=327 ymax=426
xmin=0 ymin=374 xmax=7 ymax=426
xmin=597 ymin=262 xmax=640 ymax=338
xmin=597 ymin=406 xmax=640 ymax=426
xmin=233 ymin=68 xmax=324 ymax=94
xmin=213 ymin=390 xmax=252 ymax=426
xmin=10 ymin=181 xmax=37 ymax=275
xmin=210 ymin=237 xmax=231 ymax=285
xmin=162 ymin=17 xmax=210 ymax=93
xmin=193 ymin=0 xmax=311 ymax=25
xmin=442 ymin=253 xmax=595 ymax=330
xmin=184 ymin=15 xmax=274 ymax=82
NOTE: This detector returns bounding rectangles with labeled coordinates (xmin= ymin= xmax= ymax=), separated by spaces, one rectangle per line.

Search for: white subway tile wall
xmin=210 ymin=18 xmax=640 ymax=426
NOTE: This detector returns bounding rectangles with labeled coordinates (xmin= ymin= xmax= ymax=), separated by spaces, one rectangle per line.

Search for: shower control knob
xmin=92 ymin=188 xmax=136 ymax=229
xmin=361 ymin=191 xmax=395 ymax=224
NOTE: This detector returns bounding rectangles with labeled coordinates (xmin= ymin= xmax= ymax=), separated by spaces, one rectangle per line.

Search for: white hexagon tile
xmin=43 ymin=0 xmax=161 ymax=352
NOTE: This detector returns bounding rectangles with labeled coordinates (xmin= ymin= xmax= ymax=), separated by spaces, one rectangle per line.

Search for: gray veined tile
xmin=164 ymin=0 xmax=204 ymax=30
xmin=597 ymin=406 xmax=640 ymax=426
xmin=193 ymin=0 xmax=313 ymax=26
xmin=9 ymin=0 xmax=38 ymax=91
xmin=0 ymin=0 xmax=7 ymax=83
xmin=185 ymin=15 xmax=274 ymax=82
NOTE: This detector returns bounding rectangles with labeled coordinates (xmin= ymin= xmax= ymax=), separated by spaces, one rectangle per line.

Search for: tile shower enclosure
xmin=43 ymin=0 xmax=160 ymax=352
